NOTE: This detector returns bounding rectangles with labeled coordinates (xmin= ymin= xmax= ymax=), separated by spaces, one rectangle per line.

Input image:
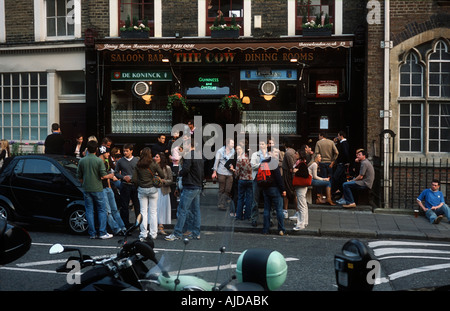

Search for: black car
xmin=0 ymin=154 xmax=87 ymax=235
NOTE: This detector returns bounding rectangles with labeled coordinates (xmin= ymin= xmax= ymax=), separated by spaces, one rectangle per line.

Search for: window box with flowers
xmin=167 ymin=93 xmax=188 ymax=111
xmin=10 ymin=141 xmax=45 ymax=155
xmin=302 ymin=13 xmax=333 ymax=37
xmin=120 ymin=16 xmax=150 ymax=38
xmin=210 ymin=13 xmax=241 ymax=38
xmin=220 ymin=95 xmax=244 ymax=111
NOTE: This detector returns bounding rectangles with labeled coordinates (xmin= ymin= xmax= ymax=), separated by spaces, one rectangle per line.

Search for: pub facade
xmin=2 ymin=0 xmax=449 ymax=208
xmin=93 ymin=37 xmax=360 ymax=148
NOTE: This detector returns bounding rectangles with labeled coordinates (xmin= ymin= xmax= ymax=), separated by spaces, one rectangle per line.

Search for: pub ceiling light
xmin=142 ymin=94 xmax=153 ymax=105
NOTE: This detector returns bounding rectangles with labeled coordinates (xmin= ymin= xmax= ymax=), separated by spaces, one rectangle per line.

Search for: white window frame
xmin=0 ymin=0 xmax=5 ymax=43
xmin=34 ymin=0 xmax=81 ymax=42
xmin=110 ymin=0 xmax=161 ymax=37
xmin=0 ymin=72 xmax=49 ymax=142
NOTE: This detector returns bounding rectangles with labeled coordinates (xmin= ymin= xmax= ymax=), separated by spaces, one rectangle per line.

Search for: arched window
xmin=428 ymin=40 xmax=450 ymax=98
xmin=398 ymin=42 xmax=450 ymax=153
xmin=399 ymin=52 xmax=423 ymax=98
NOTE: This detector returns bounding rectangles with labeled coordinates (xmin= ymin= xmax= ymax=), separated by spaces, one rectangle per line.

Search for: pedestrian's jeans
xmin=103 ymin=187 xmax=126 ymax=234
xmin=83 ymin=191 xmax=107 ymax=238
xmin=262 ymin=186 xmax=285 ymax=234
xmin=425 ymin=203 xmax=450 ymax=224
xmin=295 ymin=186 xmax=308 ymax=229
xmin=236 ymin=179 xmax=253 ymax=220
xmin=137 ymin=186 xmax=159 ymax=239
xmin=173 ymin=186 xmax=202 ymax=238
xmin=342 ymin=180 xmax=367 ymax=204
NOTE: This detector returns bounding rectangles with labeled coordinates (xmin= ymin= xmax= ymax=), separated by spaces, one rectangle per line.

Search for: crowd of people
xmin=42 ymin=122 xmax=378 ymax=239
xmin=204 ymin=131 xmax=375 ymax=235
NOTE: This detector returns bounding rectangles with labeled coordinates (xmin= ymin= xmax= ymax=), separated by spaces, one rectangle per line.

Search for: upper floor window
xmin=428 ymin=40 xmax=450 ymax=98
xmin=119 ymin=0 xmax=155 ymax=36
xmin=206 ymin=0 xmax=243 ymax=36
xmin=296 ymin=0 xmax=335 ymax=35
xmin=46 ymin=0 xmax=74 ymax=37
xmin=34 ymin=0 xmax=81 ymax=41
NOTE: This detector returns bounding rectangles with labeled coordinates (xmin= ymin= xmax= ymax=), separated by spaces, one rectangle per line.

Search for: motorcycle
xmin=0 ymin=214 xmax=31 ymax=265
xmin=49 ymin=214 xmax=158 ymax=291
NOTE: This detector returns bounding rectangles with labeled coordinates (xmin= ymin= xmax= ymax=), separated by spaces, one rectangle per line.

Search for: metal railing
xmin=387 ymin=158 xmax=449 ymax=210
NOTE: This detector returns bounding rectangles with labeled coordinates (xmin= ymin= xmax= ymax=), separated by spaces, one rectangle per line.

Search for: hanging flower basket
xmin=219 ymin=95 xmax=244 ymax=111
xmin=167 ymin=93 xmax=188 ymax=111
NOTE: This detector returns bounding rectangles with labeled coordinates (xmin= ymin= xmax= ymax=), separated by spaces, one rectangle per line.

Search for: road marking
xmin=369 ymin=241 xmax=450 ymax=248
xmin=373 ymin=247 xmax=450 ymax=257
xmin=388 ymin=263 xmax=450 ymax=281
xmin=166 ymin=257 xmax=299 ymax=275
xmin=367 ymin=240 xmax=450 ymax=286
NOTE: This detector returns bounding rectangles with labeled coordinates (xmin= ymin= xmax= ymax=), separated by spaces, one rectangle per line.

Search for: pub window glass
xmin=110 ymin=79 xmax=172 ymax=134
xmin=240 ymin=80 xmax=297 ymax=134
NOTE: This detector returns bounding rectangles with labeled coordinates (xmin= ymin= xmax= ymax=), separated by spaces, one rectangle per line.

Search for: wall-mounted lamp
xmin=242 ymin=96 xmax=251 ymax=104
xmin=290 ymin=58 xmax=309 ymax=81
xmin=162 ymin=58 xmax=181 ymax=88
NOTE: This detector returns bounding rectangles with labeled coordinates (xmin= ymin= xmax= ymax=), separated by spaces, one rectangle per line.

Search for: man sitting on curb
xmin=417 ymin=179 xmax=450 ymax=224
xmin=342 ymin=149 xmax=374 ymax=209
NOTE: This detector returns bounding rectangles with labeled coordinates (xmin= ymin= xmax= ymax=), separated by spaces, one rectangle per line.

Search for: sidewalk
xmin=170 ymin=183 xmax=450 ymax=242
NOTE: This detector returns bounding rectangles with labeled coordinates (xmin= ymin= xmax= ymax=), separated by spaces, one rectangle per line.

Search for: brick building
xmin=0 ymin=0 xmax=448 ymax=208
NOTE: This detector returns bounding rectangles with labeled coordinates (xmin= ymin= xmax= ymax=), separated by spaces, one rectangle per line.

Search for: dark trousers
xmin=119 ymin=183 xmax=140 ymax=227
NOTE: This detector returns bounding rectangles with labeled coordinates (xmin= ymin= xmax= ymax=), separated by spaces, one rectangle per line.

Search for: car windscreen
xmin=56 ymin=157 xmax=79 ymax=180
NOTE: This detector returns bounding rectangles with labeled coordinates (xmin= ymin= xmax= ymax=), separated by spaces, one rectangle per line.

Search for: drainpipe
xmin=382 ymin=0 xmax=391 ymax=208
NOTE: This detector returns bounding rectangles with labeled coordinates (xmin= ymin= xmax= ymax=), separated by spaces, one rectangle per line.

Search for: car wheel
xmin=0 ymin=202 xmax=12 ymax=221
xmin=66 ymin=206 xmax=88 ymax=235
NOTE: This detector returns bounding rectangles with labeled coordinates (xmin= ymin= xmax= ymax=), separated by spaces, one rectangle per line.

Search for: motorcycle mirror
xmin=49 ymin=243 xmax=65 ymax=254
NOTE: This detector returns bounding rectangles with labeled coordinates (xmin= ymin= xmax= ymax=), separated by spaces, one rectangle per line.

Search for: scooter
xmin=49 ymin=214 xmax=158 ymax=291
xmin=0 ymin=214 xmax=31 ymax=265
xmin=140 ymin=237 xmax=288 ymax=291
